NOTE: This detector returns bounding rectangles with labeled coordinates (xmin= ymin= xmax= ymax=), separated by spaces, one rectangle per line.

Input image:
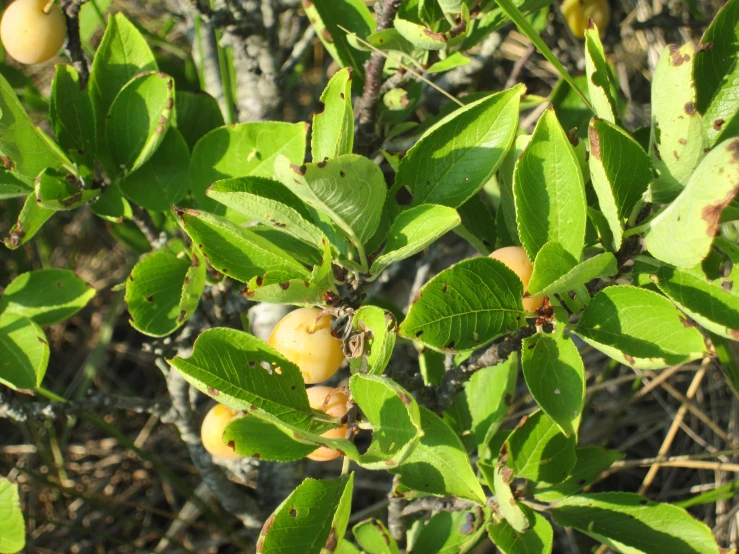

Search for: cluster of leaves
xmin=0 ymin=0 xmax=738 ymax=552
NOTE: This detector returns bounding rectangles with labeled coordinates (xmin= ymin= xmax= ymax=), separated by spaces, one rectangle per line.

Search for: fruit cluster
xmin=201 ymin=253 xmax=544 ymax=462
xmin=202 ymin=308 xmax=349 ymax=462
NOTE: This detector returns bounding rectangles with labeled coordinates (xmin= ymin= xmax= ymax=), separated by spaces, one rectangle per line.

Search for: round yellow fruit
xmin=306 ymin=386 xmax=349 ymax=462
xmin=268 ymin=307 xmax=345 ymax=385
xmin=561 ymin=0 xmax=610 ymax=39
xmin=489 ymin=246 xmax=545 ymax=312
xmin=201 ymin=404 xmax=242 ymax=461
xmin=1 ymin=0 xmax=67 ymax=65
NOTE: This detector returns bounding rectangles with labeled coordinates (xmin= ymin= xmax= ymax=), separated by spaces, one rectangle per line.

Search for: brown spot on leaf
xmin=324 ymin=527 xmax=338 ymax=551
xmin=207 ymin=386 xmax=220 ymax=396
xmin=397 ymin=391 xmax=411 ymax=405
xmin=422 ymin=27 xmax=447 ymax=42
xmin=624 ymin=354 xmax=636 ymax=365
xmin=678 ymin=138 xmax=687 ymax=145
xmin=714 ymin=118 xmax=726 ymax=131
xmin=684 ymin=102 xmax=696 ymax=116
xmin=668 ymin=45 xmax=690 ymax=66
xmin=279 ymin=281 xmax=290 ymax=290
xmin=227 ymin=440 xmax=236 ymax=451
xmin=589 ymin=124 xmax=601 ymax=160
xmin=697 ymin=41 xmax=713 ymax=52
xmin=728 ymin=140 xmax=739 ymax=161
xmin=500 ymin=465 xmax=513 ymax=484
xmin=701 ymin=185 xmax=739 ymax=237
xmin=178 ymin=309 xmax=187 ymax=322
xmin=290 ymin=163 xmax=307 ymax=176
xmin=317 ymin=158 xmax=328 ymax=168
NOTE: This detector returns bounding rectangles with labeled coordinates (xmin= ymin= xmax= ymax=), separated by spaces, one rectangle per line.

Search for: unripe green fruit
xmin=1 ymin=0 xmax=67 ymax=65
xmin=306 ymin=386 xmax=349 ymax=462
xmin=489 ymin=246 xmax=545 ymax=312
xmin=268 ymin=307 xmax=345 ymax=384
xmin=201 ymin=404 xmax=242 ymax=461
xmin=561 ymin=0 xmax=610 ymax=39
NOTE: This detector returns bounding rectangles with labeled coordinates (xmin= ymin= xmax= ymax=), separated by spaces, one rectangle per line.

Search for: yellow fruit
xmin=561 ymin=0 xmax=610 ymax=39
xmin=268 ymin=308 xmax=345 ymax=384
xmin=1 ymin=0 xmax=67 ymax=65
xmin=489 ymin=246 xmax=545 ymax=312
xmin=306 ymin=386 xmax=349 ymax=462
xmin=201 ymin=404 xmax=242 ymax=461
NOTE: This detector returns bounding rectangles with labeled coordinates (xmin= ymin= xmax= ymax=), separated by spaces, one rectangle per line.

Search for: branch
xmin=0 ymin=390 xmax=173 ymax=422
xmin=165 ymin=368 xmax=263 ymax=529
xmin=356 ymin=0 xmax=403 ymax=154
xmin=388 ymin=325 xmax=537 ymax=413
xmin=60 ymin=0 xmax=90 ymax=88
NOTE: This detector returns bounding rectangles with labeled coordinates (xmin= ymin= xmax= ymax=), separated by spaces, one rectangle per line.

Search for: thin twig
xmin=354 ymin=0 xmax=403 ymax=154
xmin=60 ymin=0 xmax=90 ymax=88
xmin=638 ymin=359 xmax=710 ymax=495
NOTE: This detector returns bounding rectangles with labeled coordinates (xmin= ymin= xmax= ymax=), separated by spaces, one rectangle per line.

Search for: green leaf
xmin=0 ymin=312 xmax=49 ymax=393
xmin=312 ymin=68 xmax=354 ymax=161
xmin=121 ymin=127 xmax=190 ymax=211
xmin=427 ymin=53 xmax=471 ymax=74
xmin=249 ymin=225 xmax=323 ymax=267
xmin=0 ymin=72 xmax=67 ymax=180
xmin=349 ymin=305 xmax=397 ymax=376
xmin=257 ymin=474 xmax=354 ymax=554
xmin=408 ymin=507 xmax=489 ymax=554
xmin=0 ymin=170 xmax=31 ymax=200
xmin=487 ymin=507 xmax=553 ymax=554
xmin=3 ymin=195 xmax=54 ymax=250
xmin=353 ymin=520 xmax=399 ymax=554
xmin=223 ymin=412 xmax=320 ymax=461
xmin=105 ymin=71 xmax=175 ymax=175
xmin=489 ymin=459 xmax=530 ymax=532
xmin=207 ymin=176 xmax=325 ymax=249
xmin=394 ymin=18 xmax=448 ymax=50
xmin=533 ymin=446 xmax=624 ymax=502
xmin=396 ymin=86 xmax=524 ymax=209
xmin=650 ymin=263 xmax=739 ymax=341
xmin=34 ymin=168 xmax=100 ymax=211
xmin=506 ymin=410 xmax=577 ymax=483
xmin=125 ymin=243 xmax=205 ymax=337
xmin=89 ymin=181 xmax=132 ymax=222
xmin=453 ymin=356 xmax=518 ymax=454
xmin=454 ymin=192 xmax=497 ymax=254
xmin=497 ymin=134 xmax=529 ymax=246
xmin=179 ymin=208 xmax=311 ymax=283
xmin=0 ymin=269 xmax=96 ymax=326
xmin=50 ymin=64 xmax=96 ymax=162
xmin=551 ymin=493 xmax=721 ymax=554
xmin=528 ymin=242 xmax=617 ymax=296
xmin=275 ymin=154 xmax=387 ymax=250
xmin=174 ymin=91 xmax=225 ymax=151
xmin=694 ymin=0 xmax=739 ymax=145
xmin=243 ymin=239 xmax=335 ymax=306
xmin=649 ymin=43 xmax=708 ymax=203
xmin=350 ymin=374 xmax=423 ymax=469
xmin=370 ymin=205 xmax=460 ymax=275
xmin=645 ymin=138 xmax=739 ymax=268
xmin=303 ymin=0 xmax=373 ymax=82
xmin=574 ymin=285 xmax=707 ymax=368
xmin=169 ymin=327 xmax=318 ymax=429
xmin=584 ymin=24 xmax=618 ymax=123
xmin=337 ymin=541 xmax=362 ymax=554
xmin=588 ymin=117 xmax=652 ymax=251
xmin=521 ymin=333 xmax=584 ymax=438
xmin=0 ymin=479 xmax=25 ymax=554
xmin=399 ymin=258 xmax=524 ymax=352
xmin=191 ymin=122 xmax=308 ymax=212
xmin=89 ymin=13 xmax=158 ymax=170
xmin=391 ymin=406 xmax=486 ymax=504
xmin=514 ymin=108 xmax=587 ymax=261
